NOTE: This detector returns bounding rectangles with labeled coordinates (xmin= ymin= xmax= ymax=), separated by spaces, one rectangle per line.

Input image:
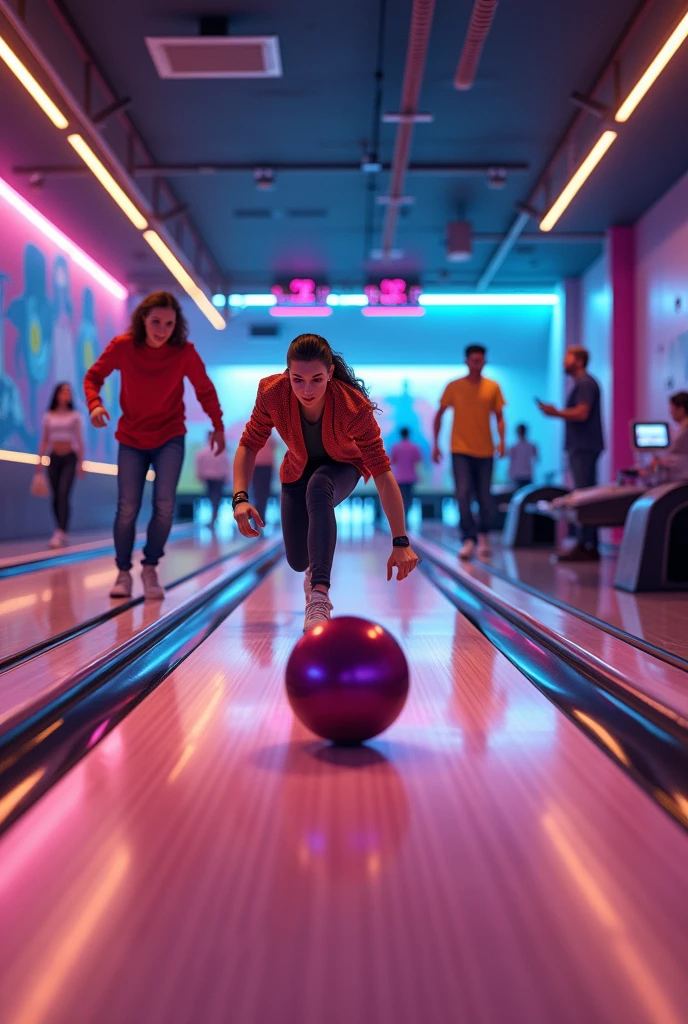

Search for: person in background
xmin=251 ymin=432 xmax=277 ymax=525
xmin=36 ymin=382 xmax=85 ymax=548
xmin=390 ymin=427 xmax=423 ymax=517
xmin=648 ymin=391 xmax=688 ymax=481
xmin=433 ymin=344 xmax=506 ymax=561
xmin=537 ymin=345 xmax=604 ymax=562
xmin=85 ymin=291 xmax=225 ymax=600
xmin=508 ymin=423 xmax=538 ymax=489
xmin=196 ymin=430 xmax=230 ymax=527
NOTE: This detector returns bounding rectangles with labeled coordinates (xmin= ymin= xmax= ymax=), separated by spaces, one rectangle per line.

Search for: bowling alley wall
xmin=0 ymin=178 xmax=130 ymax=538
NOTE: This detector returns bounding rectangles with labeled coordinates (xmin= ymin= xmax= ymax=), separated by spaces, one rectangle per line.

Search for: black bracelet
xmin=232 ymin=490 xmax=249 ymax=510
xmin=392 ymin=535 xmax=410 ymax=547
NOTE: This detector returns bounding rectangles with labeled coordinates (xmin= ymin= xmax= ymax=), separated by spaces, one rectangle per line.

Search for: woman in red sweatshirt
xmin=233 ymin=333 xmax=419 ymax=631
xmin=84 ymin=291 xmax=225 ymax=600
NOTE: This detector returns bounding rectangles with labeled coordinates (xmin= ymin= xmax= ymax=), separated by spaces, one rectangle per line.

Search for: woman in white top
xmin=37 ymin=382 xmax=85 ymax=547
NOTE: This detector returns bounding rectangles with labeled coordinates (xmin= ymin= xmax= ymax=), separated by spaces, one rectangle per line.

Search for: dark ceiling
xmin=2 ymin=0 xmax=688 ymax=292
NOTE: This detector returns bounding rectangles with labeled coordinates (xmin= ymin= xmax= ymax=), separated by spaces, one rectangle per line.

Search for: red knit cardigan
xmin=239 ymin=372 xmax=391 ymax=483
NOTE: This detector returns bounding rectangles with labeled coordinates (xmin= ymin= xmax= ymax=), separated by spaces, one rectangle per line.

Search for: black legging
xmin=47 ymin=451 xmax=77 ymax=531
xmin=281 ymin=459 xmax=361 ymax=589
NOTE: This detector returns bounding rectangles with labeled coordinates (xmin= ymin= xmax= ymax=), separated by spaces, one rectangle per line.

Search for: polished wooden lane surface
xmin=0 ymin=539 xmax=686 ymax=1024
xmin=414 ymin=534 xmax=688 ymax=721
xmin=423 ymin=525 xmax=688 ymax=660
xmin=0 ymin=526 xmax=243 ymax=662
xmin=0 ymin=541 xmax=274 ymax=732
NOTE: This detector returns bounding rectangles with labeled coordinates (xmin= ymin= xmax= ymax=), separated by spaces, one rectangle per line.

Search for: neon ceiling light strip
xmin=228 ymin=294 xmax=277 ymax=307
xmin=269 ymin=306 xmax=332 ymax=318
xmin=143 ymin=230 xmax=226 ymax=330
xmin=540 ymin=131 xmax=617 ymax=232
xmin=0 ymin=34 xmax=69 ymax=128
xmin=68 ymin=135 xmax=148 ymax=230
xmin=616 ymin=11 xmax=688 ymax=122
xmin=361 ymin=306 xmax=425 ymax=317
xmin=419 ymin=293 xmax=559 ymax=306
xmin=0 ymin=174 xmax=128 ymax=300
xmin=327 ymin=294 xmax=369 ymax=306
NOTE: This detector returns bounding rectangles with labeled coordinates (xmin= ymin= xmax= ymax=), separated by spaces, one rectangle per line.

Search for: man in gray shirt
xmin=538 ymin=346 xmax=604 ymax=561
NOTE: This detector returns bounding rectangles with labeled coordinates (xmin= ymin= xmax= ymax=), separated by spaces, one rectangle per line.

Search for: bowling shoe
xmin=459 ymin=538 xmax=475 ymax=560
xmin=476 ymin=534 xmax=491 ymax=558
xmin=110 ymin=569 xmax=132 ymax=598
xmin=142 ymin=565 xmax=165 ymax=600
xmin=303 ymin=589 xmax=333 ymax=632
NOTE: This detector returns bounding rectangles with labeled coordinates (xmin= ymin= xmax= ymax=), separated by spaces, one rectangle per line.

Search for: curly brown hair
xmin=130 ymin=291 xmax=189 ymax=347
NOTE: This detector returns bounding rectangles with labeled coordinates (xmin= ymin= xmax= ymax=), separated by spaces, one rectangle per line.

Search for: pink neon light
xmin=0 ymin=174 xmax=128 ymax=300
xmin=361 ymin=306 xmax=425 ymax=317
xmin=269 ymin=307 xmax=332 ymax=318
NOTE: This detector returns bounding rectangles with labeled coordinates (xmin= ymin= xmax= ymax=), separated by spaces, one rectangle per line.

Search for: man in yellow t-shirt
xmin=432 ymin=344 xmax=506 ymax=560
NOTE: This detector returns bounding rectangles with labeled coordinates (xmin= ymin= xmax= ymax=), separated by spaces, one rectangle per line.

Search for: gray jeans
xmin=568 ymin=450 xmax=600 ymax=549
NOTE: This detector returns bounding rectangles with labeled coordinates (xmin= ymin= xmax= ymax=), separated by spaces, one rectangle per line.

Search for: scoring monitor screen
xmin=632 ymin=422 xmax=670 ymax=449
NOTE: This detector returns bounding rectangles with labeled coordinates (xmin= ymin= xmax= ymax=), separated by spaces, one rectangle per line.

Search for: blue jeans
xmin=398 ymin=482 xmax=414 ymax=517
xmin=115 ymin=436 xmax=185 ymax=570
xmin=205 ymin=479 xmax=225 ymax=523
xmin=452 ymin=454 xmax=493 ymax=542
xmin=281 ymin=459 xmax=361 ymax=589
xmin=568 ymin=449 xmax=600 ymax=550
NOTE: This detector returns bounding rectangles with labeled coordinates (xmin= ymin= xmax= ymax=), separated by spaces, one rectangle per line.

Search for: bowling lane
xmin=1 ymin=538 xmax=687 ymax=1024
xmin=422 ymin=524 xmax=688 ymax=662
xmin=0 ymin=539 xmax=275 ymax=731
xmin=413 ymin=534 xmax=688 ymax=720
xmin=0 ymin=525 xmax=245 ymax=664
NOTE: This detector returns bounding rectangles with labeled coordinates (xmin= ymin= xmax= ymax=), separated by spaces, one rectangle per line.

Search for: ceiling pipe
xmin=380 ymin=0 xmax=436 ymax=258
xmin=13 ymin=161 xmax=530 ymax=179
xmin=477 ymin=0 xmax=657 ymax=290
xmin=454 ymin=0 xmax=499 ymax=90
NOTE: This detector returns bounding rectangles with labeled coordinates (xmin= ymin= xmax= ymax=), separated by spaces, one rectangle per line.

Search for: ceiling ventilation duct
xmin=145 ymin=34 xmax=282 ymax=79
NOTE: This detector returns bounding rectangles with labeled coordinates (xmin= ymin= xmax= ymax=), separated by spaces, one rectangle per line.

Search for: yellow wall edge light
xmin=0 ymin=34 xmax=68 ymax=128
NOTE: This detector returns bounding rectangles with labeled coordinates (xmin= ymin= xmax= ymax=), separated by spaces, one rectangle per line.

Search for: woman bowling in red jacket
xmin=233 ymin=333 xmax=420 ymax=631
xmin=85 ymin=291 xmax=225 ymax=601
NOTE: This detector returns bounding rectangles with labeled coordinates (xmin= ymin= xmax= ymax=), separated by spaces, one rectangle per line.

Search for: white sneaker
xmin=459 ymin=539 xmax=476 ymax=560
xmin=476 ymin=534 xmax=492 ymax=559
xmin=49 ymin=529 xmax=66 ymax=549
xmin=303 ymin=589 xmax=333 ymax=632
xmin=110 ymin=569 xmax=132 ymax=598
xmin=141 ymin=566 xmax=165 ymax=601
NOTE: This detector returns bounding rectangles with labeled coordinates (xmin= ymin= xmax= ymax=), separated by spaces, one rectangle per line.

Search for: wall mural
xmin=0 ymin=237 xmax=127 ymax=459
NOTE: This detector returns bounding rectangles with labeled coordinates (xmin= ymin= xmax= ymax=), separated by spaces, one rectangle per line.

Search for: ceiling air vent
xmin=145 ymin=36 xmax=282 ymax=79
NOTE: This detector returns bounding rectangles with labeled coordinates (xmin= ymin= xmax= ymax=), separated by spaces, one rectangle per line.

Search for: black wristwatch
xmin=232 ymin=490 xmax=250 ymax=511
xmin=392 ymin=535 xmax=410 ymax=547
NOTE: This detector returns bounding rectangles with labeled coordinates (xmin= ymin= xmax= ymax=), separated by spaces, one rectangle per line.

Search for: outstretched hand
xmin=90 ymin=405 xmax=110 ymax=428
xmin=233 ymin=501 xmax=264 ymax=538
xmin=387 ymin=545 xmax=420 ymax=582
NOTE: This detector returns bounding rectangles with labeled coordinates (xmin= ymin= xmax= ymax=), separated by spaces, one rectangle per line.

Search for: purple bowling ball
xmin=285 ymin=616 xmax=409 ymax=744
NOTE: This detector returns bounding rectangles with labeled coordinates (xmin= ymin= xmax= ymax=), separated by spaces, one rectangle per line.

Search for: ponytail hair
xmin=286 ymin=334 xmax=379 ymax=411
